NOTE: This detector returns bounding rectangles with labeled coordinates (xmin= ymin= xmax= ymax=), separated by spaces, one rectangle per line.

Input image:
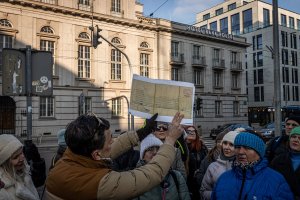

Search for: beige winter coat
xmin=46 ymin=131 xmax=176 ymax=200
xmin=0 ymin=165 xmax=40 ymax=200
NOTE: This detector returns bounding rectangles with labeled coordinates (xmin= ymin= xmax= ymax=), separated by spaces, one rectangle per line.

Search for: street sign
xmin=2 ymin=49 xmax=26 ymax=96
xmin=31 ymin=51 xmax=53 ymax=96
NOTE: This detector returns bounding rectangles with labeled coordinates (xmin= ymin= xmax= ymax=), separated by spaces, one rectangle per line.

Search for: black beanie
xmin=285 ymin=115 xmax=300 ymax=125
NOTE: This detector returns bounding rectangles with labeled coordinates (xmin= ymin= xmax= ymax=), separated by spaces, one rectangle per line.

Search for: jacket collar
xmin=62 ymin=148 xmax=112 ymax=169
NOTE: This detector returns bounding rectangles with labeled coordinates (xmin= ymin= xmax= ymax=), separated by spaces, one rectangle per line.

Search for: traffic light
xmin=92 ymin=25 xmax=102 ymax=49
xmin=196 ymin=98 xmax=202 ymax=110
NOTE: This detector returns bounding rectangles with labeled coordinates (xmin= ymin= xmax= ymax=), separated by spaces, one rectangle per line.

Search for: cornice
xmin=2 ymin=0 xmax=250 ymax=47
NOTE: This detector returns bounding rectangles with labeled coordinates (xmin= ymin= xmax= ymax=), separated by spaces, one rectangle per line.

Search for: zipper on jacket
xmin=238 ymin=169 xmax=246 ymax=200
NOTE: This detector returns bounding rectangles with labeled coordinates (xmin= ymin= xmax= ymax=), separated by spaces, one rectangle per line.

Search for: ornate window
xmin=140 ymin=42 xmax=149 ymax=48
xmin=40 ymin=26 xmax=56 ymax=75
xmin=140 ymin=53 xmax=149 ymax=77
xmin=111 ymin=0 xmax=121 ymax=13
xmin=111 ymin=37 xmax=122 ymax=80
xmin=0 ymin=19 xmax=14 ymax=72
xmin=0 ymin=19 xmax=12 ymax=27
xmin=78 ymin=32 xmax=91 ymax=78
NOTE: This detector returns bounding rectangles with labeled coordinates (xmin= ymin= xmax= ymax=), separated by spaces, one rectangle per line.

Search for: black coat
xmin=270 ymin=151 xmax=300 ymax=199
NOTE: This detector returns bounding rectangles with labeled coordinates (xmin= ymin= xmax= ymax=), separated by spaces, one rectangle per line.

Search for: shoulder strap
xmin=169 ymin=170 xmax=180 ymax=193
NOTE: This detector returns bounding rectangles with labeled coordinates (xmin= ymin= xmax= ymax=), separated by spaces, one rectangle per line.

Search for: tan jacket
xmin=46 ymin=131 xmax=176 ymax=200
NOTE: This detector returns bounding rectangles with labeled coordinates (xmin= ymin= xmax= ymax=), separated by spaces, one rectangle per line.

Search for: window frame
xmin=39 ymin=96 xmax=55 ymax=117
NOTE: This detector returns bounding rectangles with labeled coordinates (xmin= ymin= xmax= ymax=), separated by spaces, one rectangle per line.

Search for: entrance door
xmin=0 ymin=96 xmax=15 ymax=134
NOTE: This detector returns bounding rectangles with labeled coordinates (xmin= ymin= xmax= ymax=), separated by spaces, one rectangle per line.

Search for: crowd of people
xmin=0 ymin=113 xmax=299 ymax=200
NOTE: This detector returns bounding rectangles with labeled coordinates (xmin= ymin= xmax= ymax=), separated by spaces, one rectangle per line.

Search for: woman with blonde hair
xmin=0 ymin=134 xmax=39 ymax=200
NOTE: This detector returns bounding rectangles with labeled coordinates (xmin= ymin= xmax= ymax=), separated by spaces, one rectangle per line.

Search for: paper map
xmin=129 ymin=74 xmax=195 ymax=124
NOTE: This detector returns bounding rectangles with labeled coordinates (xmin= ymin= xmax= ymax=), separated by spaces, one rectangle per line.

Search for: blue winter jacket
xmin=211 ymin=159 xmax=293 ymax=200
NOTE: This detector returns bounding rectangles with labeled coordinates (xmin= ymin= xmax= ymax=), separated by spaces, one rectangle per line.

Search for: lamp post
xmin=101 ymin=95 xmax=134 ymax=131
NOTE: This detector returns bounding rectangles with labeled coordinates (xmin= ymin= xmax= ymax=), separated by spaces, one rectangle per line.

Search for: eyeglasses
xmin=286 ymin=122 xmax=298 ymax=127
xmin=145 ymin=146 xmax=160 ymax=153
xmin=155 ymin=125 xmax=168 ymax=131
xmin=186 ymin=130 xmax=196 ymax=135
xmin=290 ymin=135 xmax=300 ymax=141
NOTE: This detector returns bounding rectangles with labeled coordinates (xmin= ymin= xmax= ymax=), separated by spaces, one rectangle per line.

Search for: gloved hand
xmin=136 ymin=113 xmax=158 ymax=141
xmin=23 ymin=140 xmax=41 ymax=162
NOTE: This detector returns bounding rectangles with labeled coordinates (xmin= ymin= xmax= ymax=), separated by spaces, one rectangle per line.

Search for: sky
xmin=139 ymin=0 xmax=300 ymax=25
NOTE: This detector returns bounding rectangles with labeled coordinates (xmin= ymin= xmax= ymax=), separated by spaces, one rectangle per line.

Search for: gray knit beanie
xmin=0 ymin=134 xmax=23 ymax=165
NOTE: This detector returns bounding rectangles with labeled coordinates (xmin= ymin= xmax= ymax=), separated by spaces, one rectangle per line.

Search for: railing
xmin=212 ymin=59 xmax=225 ymax=69
xmin=170 ymin=53 xmax=185 ymax=63
xmin=230 ymin=61 xmax=242 ymax=70
xmin=192 ymin=56 xmax=206 ymax=66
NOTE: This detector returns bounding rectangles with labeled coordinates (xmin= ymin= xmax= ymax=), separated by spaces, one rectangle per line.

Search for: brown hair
xmin=185 ymin=125 xmax=203 ymax=152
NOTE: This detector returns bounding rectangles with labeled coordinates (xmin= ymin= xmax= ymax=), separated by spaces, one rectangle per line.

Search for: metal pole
xmin=272 ymin=0 xmax=282 ymax=136
xmin=99 ymin=36 xmax=134 ymax=130
xmin=25 ymin=45 xmax=32 ymax=140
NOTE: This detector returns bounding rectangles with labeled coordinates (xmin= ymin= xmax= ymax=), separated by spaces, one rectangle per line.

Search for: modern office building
xmin=195 ymin=0 xmax=300 ymax=125
xmin=0 ymin=0 xmax=249 ymax=137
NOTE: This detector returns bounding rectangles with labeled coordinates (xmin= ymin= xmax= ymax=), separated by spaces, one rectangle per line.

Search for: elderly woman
xmin=270 ymin=126 xmax=300 ymax=199
xmin=0 ymin=134 xmax=40 ymax=200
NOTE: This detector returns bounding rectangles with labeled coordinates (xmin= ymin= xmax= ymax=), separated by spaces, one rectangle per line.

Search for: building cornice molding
xmin=2 ymin=0 xmax=250 ymax=47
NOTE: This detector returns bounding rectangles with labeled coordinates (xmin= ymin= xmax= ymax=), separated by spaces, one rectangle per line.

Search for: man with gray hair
xmin=211 ymin=132 xmax=293 ymax=200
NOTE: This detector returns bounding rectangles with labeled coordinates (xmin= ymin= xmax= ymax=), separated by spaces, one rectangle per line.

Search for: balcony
xmin=230 ymin=61 xmax=243 ymax=72
xmin=192 ymin=56 xmax=206 ymax=67
xmin=170 ymin=53 xmax=185 ymax=65
xmin=212 ymin=59 xmax=225 ymax=70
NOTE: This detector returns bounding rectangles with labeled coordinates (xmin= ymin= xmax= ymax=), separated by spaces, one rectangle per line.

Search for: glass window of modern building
xmin=281 ymin=14 xmax=287 ymax=26
xmin=291 ymin=33 xmax=297 ymax=49
xmin=215 ymin=8 xmax=223 ymax=16
xmin=243 ymin=9 xmax=252 ymax=33
xmin=210 ymin=21 xmax=217 ymax=31
xmin=257 ymin=34 xmax=262 ymax=50
xmin=231 ymin=13 xmax=240 ymax=35
xmin=228 ymin=3 xmax=236 ymax=11
xmin=220 ymin=17 xmax=228 ymax=33
xmin=263 ymin=8 xmax=270 ymax=27
xmin=203 ymin=13 xmax=210 ymax=21
xmin=297 ymin=19 xmax=300 ymax=30
xmin=289 ymin=17 xmax=295 ymax=29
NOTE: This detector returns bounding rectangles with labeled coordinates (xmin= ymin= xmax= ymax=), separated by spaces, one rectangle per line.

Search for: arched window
xmin=79 ymin=32 xmax=90 ymax=40
xmin=140 ymin=42 xmax=149 ymax=48
xmin=0 ymin=19 xmax=12 ymax=27
xmin=41 ymin=26 xmax=54 ymax=34
xmin=111 ymin=37 xmax=121 ymax=44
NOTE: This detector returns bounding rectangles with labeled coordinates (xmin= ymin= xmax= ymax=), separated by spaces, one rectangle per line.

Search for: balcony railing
xmin=230 ymin=61 xmax=243 ymax=71
xmin=192 ymin=56 xmax=206 ymax=66
xmin=170 ymin=53 xmax=185 ymax=65
xmin=212 ymin=59 xmax=225 ymax=69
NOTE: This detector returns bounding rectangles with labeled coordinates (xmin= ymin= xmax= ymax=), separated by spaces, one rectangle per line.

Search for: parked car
xmin=215 ymin=123 xmax=254 ymax=139
xmin=256 ymin=122 xmax=285 ymax=142
xmin=209 ymin=123 xmax=237 ymax=139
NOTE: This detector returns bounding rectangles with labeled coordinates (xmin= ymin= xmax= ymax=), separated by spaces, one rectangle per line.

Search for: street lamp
xmin=101 ymin=95 xmax=134 ymax=131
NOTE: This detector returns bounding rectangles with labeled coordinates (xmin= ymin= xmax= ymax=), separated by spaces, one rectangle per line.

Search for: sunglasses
xmin=286 ymin=122 xmax=298 ymax=127
xmin=155 ymin=125 xmax=168 ymax=131
xmin=186 ymin=130 xmax=196 ymax=135
xmin=87 ymin=112 xmax=110 ymax=130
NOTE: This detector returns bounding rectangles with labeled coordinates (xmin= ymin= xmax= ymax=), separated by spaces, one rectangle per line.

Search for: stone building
xmin=0 ymin=0 xmax=249 ymax=137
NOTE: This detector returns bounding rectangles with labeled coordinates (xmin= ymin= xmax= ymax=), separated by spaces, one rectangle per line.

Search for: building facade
xmin=196 ymin=0 xmax=300 ymax=125
xmin=0 ymin=0 xmax=249 ymax=137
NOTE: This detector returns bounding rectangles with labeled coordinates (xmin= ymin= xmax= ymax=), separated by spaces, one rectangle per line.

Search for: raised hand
xmin=165 ymin=112 xmax=184 ymax=145
xmin=136 ymin=113 xmax=158 ymax=141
